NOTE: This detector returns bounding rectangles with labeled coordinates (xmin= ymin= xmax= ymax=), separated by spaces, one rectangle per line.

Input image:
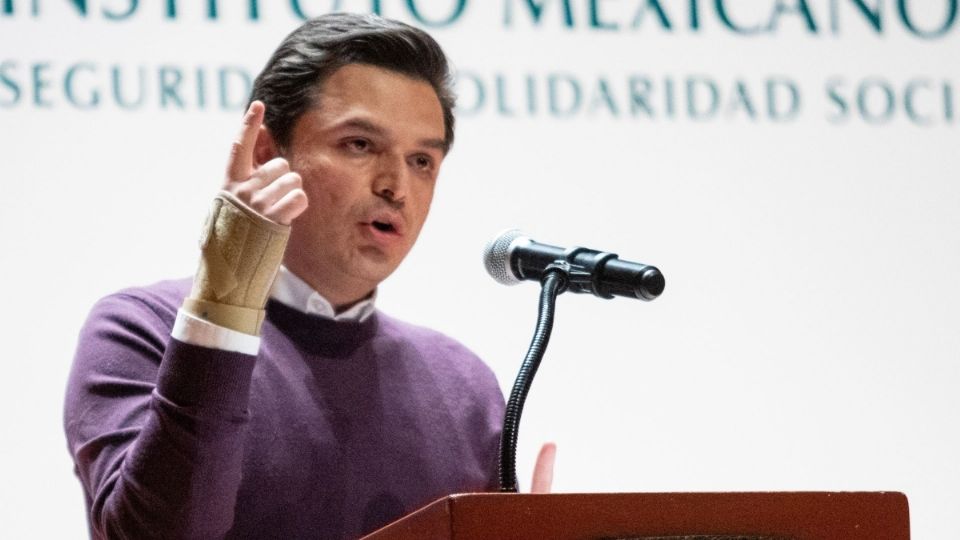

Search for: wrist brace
xmin=183 ymin=190 xmax=290 ymax=336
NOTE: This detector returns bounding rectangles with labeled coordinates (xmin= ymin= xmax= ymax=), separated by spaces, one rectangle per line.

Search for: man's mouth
xmin=371 ymin=220 xmax=396 ymax=234
xmin=360 ymin=215 xmax=404 ymax=244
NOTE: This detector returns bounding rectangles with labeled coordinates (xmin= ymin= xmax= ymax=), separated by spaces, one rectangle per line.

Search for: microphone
xmin=483 ymin=230 xmax=665 ymax=301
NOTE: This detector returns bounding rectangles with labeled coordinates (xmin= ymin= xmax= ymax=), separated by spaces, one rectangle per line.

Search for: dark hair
xmin=249 ymin=13 xmax=456 ymax=153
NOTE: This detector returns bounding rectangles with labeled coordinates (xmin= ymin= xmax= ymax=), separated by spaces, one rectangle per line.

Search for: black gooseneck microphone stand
xmin=498 ymin=263 xmax=572 ymax=492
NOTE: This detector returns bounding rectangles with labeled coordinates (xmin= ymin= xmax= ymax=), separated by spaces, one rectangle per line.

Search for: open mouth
xmin=371 ymin=220 xmax=396 ymax=234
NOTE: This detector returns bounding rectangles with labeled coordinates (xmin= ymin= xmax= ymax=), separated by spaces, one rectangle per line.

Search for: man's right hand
xmin=223 ymin=100 xmax=308 ymax=225
xmin=182 ymin=101 xmax=308 ymax=336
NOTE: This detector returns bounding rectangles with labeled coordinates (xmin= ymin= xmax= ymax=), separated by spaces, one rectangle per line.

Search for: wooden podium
xmin=362 ymin=492 xmax=909 ymax=539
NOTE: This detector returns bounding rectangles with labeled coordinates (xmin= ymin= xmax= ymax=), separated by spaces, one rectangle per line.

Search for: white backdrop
xmin=2 ymin=1 xmax=958 ymax=537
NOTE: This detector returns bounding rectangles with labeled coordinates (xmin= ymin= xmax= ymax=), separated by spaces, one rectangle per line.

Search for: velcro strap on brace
xmin=184 ymin=190 xmax=290 ymax=336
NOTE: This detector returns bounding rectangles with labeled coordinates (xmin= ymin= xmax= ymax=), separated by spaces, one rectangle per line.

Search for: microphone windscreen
xmin=483 ymin=229 xmax=526 ymax=285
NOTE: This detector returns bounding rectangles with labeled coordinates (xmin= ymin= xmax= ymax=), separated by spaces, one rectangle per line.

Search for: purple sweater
xmin=64 ymin=279 xmax=505 ymax=539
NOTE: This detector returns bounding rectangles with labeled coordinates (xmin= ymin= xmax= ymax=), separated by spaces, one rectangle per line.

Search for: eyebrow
xmin=336 ymin=118 xmax=448 ymax=154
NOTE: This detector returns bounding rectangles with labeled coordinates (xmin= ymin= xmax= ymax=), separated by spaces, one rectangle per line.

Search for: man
xmin=65 ymin=13 xmax=553 ymax=539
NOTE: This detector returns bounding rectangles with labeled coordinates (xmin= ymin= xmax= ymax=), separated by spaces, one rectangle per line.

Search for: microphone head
xmin=483 ymin=229 xmax=527 ymax=285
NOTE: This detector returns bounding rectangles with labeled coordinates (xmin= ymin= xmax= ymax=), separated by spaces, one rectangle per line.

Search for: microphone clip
xmin=542 ymin=259 xmax=598 ymax=297
xmin=540 ymin=247 xmax=620 ymax=299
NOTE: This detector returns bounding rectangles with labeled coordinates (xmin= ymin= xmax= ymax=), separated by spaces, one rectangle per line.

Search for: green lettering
xmin=665 ymin=78 xmax=675 ymax=117
xmin=825 ymin=77 xmax=849 ymax=123
xmin=945 ymin=81 xmax=954 ymax=121
xmin=898 ymin=0 xmax=957 ymax=38
xmin=65 ymin=63 xmax=99 ymax=109
xmin=768 ymin=0 xmax=818 ymax=32
xmin=526 ymin=74 xmax=537 ymax=115
xmin=0 ymin=61 xmax=20 ymax=106
xmin=32 ymin=63 xmax=53 ymax=107
xmin=628 ymin=76 xmax=654 ymax=117
xmin=830 ymin=0 xmax=882 ymax=33
xmin=290 ymin=0 xmax=306 ymax=20
xmin=727 ymin=81 xmax=756 ymax=119
xmin=454 ymin=72 xmax=485 ymax=115
xmin=159 ymin=66 xmax=184 ymax=109
xmin=219 ymin=67 xmax=251 ymax=110
xmin=548 ymin=74 xmax=581 ymax=116
xmin=406 ymin=0 xmax=466 ymax=27
xmin=590 ymin=0 xmax=618 ymax=30
xmin=505 ymin=0 xmax=574 ymax=28
xmin=904 ymin=80 xmax=933 ymax=125
xmin=68 ymin=0 xmax=87 ymax=15
xmin=495 ymin=75 xmax=515 ymax=116
xmin=857 ymin=78 xmax=895 ymax=123
xmin=590 ymin=78 xmax=618 ymax=115
xmin=196 ymin=67 xmax=206 ymax=109
xmin=687 ymin=77 xmax=719 ymax=119
xmin=103 ymin=0 xmax=137 ymax=20
xmin=111 ymin=65 xmax=146 ymax=110
xmin=714 ymin=0 xmax=764 ymax=34
xmin=689 ymin=0 xmax=701 ymax=30
xmin=631 ymin=0 xmax=671 ymax=29
xmin=766 ymin=77 xmax=800 ymax=121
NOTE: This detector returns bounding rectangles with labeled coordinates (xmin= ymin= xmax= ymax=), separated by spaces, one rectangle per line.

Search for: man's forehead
xmin=314 ymin=63 xmax=439 ymax=107
xmin=300 ymin=64 xmax=446 ymax=147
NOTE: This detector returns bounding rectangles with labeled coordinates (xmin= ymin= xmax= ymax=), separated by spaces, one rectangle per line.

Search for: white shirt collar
xmin=270 ymin=266 xmax=377 ymax=322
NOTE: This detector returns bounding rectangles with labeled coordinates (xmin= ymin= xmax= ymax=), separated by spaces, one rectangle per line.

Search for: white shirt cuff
xmin=171 ymin=309 xmax=261 ymax=356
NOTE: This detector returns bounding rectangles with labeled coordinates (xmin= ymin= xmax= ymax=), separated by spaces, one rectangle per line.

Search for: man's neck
xmin=280 ymin=261 xmax=375 ymax=314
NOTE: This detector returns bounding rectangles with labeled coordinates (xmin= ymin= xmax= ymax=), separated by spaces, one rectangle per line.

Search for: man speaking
xmin=64 ymin=13 xmax=545 ymax=539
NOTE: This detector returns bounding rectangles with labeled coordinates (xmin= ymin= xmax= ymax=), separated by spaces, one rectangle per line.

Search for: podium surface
xmin=363 ymin=492 xmax=909 ymax=539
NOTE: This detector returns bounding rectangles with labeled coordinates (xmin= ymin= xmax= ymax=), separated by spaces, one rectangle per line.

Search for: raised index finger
xmin=226 ymin=100 xmax=265 ymax=183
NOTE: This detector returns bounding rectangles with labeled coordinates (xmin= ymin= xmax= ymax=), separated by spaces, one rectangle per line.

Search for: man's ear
xmin=254 ymin=124 xmax=280 ymax=166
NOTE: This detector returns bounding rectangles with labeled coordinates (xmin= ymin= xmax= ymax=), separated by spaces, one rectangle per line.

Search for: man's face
xmin=278 ymin=64 xmax=447 ymax=307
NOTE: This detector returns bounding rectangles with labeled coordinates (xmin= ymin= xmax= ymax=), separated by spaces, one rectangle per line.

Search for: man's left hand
xmin=530 ymin=442 xmax=557 ymax=493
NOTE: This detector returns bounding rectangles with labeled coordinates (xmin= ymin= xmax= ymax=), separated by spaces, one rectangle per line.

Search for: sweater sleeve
xmin=64 ymin=292 xmax=257 ymax=540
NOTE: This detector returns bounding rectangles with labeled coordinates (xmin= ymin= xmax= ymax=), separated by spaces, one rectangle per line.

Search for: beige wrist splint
xmin=184 ymin=190 xmax=290 ymax=336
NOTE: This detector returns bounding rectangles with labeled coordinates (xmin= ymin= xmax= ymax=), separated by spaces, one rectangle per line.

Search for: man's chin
xmin=352 ymin=250 xmax=403 ymax=284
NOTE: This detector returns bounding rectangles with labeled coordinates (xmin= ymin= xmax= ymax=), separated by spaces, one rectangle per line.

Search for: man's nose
xmin=372 ymin=151 xmax=408 ymax=205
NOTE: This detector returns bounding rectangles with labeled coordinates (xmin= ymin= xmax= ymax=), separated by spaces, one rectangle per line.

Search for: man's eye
xmin=413 ymin=155 xmax=433 ymax=170
xmin=346 ymin=139 xmax=370 ymax=152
